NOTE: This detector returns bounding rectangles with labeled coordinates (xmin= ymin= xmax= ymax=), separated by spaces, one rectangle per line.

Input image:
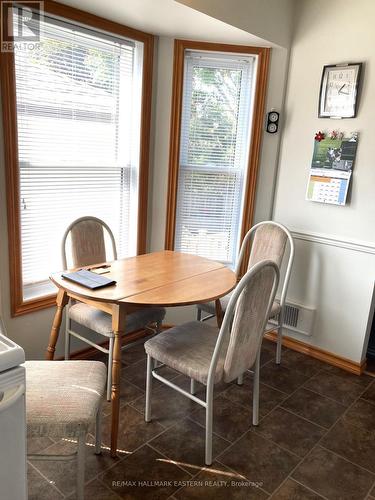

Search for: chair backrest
xmin=235 ymin=221 xmax=294 ymax=308
xmin=61 ymin=216 xmax=117 ymax=269
xmin=208 ymin=260 xmax=279 ymax=386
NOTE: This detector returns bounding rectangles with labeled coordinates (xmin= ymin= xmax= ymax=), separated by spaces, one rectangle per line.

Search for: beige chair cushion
xmin=247 ymin=224 xmax=287 ymax=270
xmin=69 ymin=303 xmax=166 ymax=337
xmin=144 ymin=321 xmax=226 ymax=385
xmin=199 ymin=296 xmax=280 ymax=319
xmin=25 ymin=360 xmax=106 ymax=438
xmin=223 ymin=264 xmax=276 ymax=382
xmin=70 ymin=219 xmax=106 ymax=268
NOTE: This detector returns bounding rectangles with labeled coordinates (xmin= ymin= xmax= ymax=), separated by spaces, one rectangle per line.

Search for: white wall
xmin=273 ymin=0 xmax=375 ymax=362
xmin=177 ymin=0 xmax=296 ymax=48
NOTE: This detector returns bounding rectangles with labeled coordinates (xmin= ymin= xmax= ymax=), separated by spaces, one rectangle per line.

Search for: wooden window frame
xmin=0 ymin=0 xmax=154 ymax=316
xmin=165 ymin=39 xmax=270 ymax=275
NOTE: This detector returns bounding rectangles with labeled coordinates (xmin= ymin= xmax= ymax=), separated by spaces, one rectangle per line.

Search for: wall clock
xmin=319 ymin=63 xmax=363 ymax=118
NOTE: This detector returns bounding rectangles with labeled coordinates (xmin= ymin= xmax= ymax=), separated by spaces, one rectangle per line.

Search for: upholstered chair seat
xmin=145 ymin=321 xmax=228 ymax=385
xmin=25 ymin=360 xmax=106 ymax=499
xmin=69 ymin=303 xmax=166 ymax=338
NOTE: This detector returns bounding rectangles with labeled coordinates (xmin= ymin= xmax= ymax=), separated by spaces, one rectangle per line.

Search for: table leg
xmin=45 ymin=289 xmax=68 ymax=360
xmin=215 ymin=299 xmax=224 ymax=328
xmin=110 ymin=304 xmax=126 ymax=457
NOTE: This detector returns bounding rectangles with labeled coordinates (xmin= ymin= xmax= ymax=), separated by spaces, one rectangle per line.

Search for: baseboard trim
xmin=265 ymin=331 xmax=366 ymax=376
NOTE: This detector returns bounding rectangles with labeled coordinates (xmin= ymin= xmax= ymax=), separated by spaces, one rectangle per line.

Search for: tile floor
xmin=27 ymin=338 xmax=375 ymax=500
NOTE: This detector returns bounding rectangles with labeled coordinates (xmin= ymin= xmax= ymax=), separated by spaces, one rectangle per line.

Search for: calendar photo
xmin=311 ymin=135 xmax=358 ymax=172
xmin=307 ymin=133 xmax=358 ymax=206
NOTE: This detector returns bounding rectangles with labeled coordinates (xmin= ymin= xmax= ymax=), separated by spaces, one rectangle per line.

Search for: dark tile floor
xmin=27 ymin=339 xmax=375 ymax=500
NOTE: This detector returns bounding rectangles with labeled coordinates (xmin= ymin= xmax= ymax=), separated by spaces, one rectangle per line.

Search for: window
xmin=1 ymin=3 xmax=154 ymax=315
xmin=176 ymin=51 xmax=254 ymax=265
xmin=166 ymin=40 xmax=270 ymax=270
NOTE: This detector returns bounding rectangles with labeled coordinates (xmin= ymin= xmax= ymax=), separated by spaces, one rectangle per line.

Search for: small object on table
xmin=62 ymin=269 xmax=116 ymax=289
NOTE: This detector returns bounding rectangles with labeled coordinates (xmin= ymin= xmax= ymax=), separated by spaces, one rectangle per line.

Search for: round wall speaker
xmin=266 ymin=110 xmax=279 ymax=134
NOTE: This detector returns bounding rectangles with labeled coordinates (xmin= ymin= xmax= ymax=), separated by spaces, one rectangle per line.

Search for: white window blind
xmin=12 ymin=10 xmax=143 ymax=300
xmin=175 ymin=50 xmax=256 ymax=267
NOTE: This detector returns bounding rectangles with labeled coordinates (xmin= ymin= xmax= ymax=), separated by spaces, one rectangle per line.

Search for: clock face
xmin=319 ymin=64 xmax=361 ymax=118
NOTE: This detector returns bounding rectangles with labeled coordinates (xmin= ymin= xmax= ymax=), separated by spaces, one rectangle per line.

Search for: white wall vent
xmin=268 ymin=300 xmax=316 ymax=337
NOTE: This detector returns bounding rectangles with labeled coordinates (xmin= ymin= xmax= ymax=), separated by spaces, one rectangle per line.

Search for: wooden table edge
xmin=49 ymin=258 xmax=230 ymax=306
xmin=120 ymin=269 xmax=237 ymax=307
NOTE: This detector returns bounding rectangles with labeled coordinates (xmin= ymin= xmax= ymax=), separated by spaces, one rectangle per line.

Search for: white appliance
xmin=0 ymin=319 xmax=27 ymax=500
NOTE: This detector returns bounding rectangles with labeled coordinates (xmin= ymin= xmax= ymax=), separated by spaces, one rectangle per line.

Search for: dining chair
xmin=196 ymin=221 xmax=294 ymax=366
xmin=26 ymin=359 xmax=106 ymax=500
xmin=144 ymin=259 xmax=279 ymax=465
xmin=62 ymin=216 xmax=166 ymax=400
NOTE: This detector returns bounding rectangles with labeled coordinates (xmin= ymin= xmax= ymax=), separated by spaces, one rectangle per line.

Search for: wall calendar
xmin=306 ymin=131 xmax=358 ymax=206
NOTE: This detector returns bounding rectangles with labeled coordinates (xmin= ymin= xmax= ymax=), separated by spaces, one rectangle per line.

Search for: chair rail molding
xmin=290 ymin=229 xmax=375 ymax=255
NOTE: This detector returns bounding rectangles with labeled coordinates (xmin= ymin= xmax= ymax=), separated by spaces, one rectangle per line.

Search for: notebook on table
xmin=61 ymin=269 xmax=116 ymax=289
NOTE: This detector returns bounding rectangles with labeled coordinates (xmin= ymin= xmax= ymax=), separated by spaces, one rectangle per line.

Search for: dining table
xmin=46 ymin=250 xmax=236 ymax=456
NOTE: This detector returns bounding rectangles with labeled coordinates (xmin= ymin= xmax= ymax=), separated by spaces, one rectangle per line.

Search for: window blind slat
xmin=175 ymin=50 xmax=255 ymax=266
xmin=12 ymin=11 xmax=143 ymax=299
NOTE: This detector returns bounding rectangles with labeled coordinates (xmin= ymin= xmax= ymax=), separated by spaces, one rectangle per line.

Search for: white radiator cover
xmin=269 ymin=300 xmax=316 ymax=336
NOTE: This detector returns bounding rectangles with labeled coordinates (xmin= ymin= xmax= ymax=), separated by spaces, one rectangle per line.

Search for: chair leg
xmin=276 ymin=327 xmax=282 ymax=365
xmin=196 ymin=307 xmax=202 ymax=321
xmin=64 ymin=314 xmax=71 ymax=360
xmin=190 ymin=378 xmax=196 ymax=395
xmin=237 ymin=373 xmax=244 ymax=385
xmin=95 ymin=402 xmax=102 ymax=455
xmin=76 ymin=433 xmax=86 ymax=500
xmin=145 ymin=354 xmax=153 ymax=422
xmin=107 ymin=337 xmax=114 ymax=401
xmin=252 ymin=349 xmax=261 ymax=426
xmin=205 ymin=389 xmax=214 ymax=466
